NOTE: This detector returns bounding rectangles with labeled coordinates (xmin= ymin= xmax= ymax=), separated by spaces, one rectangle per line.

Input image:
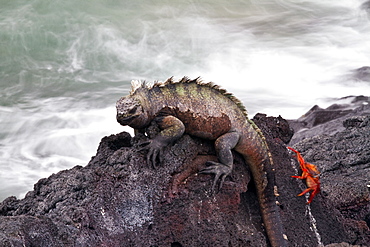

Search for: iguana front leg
xmin=140 ymin=115 xmax=185 ymax=168
xmin=201 ymin=131 xmax=240 ymax=191
xmin=134 ymin=128 xmax=146 ymax=136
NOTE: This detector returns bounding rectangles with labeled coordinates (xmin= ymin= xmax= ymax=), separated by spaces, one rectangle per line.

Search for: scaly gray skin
xmin=116 ymin=77 xmax=287 ymax=247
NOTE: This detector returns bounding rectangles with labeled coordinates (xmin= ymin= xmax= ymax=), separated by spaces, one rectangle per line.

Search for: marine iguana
xmin=116 ymin=77 xmax=287 ymax=247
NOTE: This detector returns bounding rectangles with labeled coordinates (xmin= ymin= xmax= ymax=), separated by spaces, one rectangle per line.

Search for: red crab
xmin=288 ymin=147 xmax=321 ymax=204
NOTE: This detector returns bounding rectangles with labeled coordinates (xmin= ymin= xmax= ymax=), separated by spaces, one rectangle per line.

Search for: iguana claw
xmin=138 ymin=139 xmax=165 ymax=168
xmin=200 ymin=161 xmax=232 ymax=192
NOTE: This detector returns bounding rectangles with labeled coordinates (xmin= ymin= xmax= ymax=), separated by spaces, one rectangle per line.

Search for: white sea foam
xmin=0 ymin=99 xmax=125 ymax=200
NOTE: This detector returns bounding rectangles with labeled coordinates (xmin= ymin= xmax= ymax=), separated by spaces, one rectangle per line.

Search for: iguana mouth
xmin=116 ymin=113 xmax=139 ymax=125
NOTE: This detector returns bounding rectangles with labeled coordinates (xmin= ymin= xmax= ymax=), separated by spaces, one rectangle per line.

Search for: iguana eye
xmin=128 ymin=106 xmax=138 ymax=114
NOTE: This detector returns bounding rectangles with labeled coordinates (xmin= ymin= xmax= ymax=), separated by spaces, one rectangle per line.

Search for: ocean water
xmin=1 ymin=0 xmax=370 ymax=201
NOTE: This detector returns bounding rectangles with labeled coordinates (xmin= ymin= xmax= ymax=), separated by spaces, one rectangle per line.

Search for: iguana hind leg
xmin=200 ymin=131 xmax=240 ymax=191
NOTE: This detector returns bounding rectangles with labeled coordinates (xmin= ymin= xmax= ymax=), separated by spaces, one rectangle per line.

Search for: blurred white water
xmin=1 ymin=0 xmax=370 ymax=200
xmin=0 ymin=98 xmax=126 ymax=199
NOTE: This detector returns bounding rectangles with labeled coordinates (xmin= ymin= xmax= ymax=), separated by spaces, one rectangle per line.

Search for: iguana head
xmin=116 ymin=96 xmax=145 ymax=127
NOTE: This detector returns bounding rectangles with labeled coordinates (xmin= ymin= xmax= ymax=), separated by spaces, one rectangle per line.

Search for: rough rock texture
xmin=289 ymin=95 xmax=370 ymax=145
xmin=292 ymin=115 xmax=370 ymax=246
xmin=352 ymin=66 xmax=370 ymax=82
xmin=0 ymin=113 xmax=369 ymax=246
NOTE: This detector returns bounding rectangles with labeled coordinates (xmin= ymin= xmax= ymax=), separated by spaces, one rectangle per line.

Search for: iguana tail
xmin=240 ymin=119 xmax=287 ymax=247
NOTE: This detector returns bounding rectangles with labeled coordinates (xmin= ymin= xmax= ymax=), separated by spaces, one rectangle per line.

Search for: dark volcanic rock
xmin=291 ymin=115 xmax=370 ymax=246
xmin=352 ymin=66 xmax=370 ymax=82
xmin=0 ymin=115 xmax=369 ymax=246
xmin=289 ymin=95 xmax=370 ymax=145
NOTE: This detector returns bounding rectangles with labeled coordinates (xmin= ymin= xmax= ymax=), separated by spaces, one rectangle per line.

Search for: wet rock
xmin=292 ymin=115 xmax=370 ymax=246
xmin=352 ymin=66 xmax=370 ymax=82
xmin=325 ymin=243 xmax=362 ymax=247
xmin=0 ymin=131 xmax=257 ymax=246
xmin=289 ymin=95 xmax=370 ymax=144
xmin=252 ymin=113 xmax=294 ymax=144
xmin=0 ymin=114 xmax=368 ymax=246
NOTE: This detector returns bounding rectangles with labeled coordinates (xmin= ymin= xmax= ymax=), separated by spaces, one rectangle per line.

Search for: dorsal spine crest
xmin=129 ymin=77 xmax=248 ymax=117
xmin=247 ymin=118 xmax=274 ymax=165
